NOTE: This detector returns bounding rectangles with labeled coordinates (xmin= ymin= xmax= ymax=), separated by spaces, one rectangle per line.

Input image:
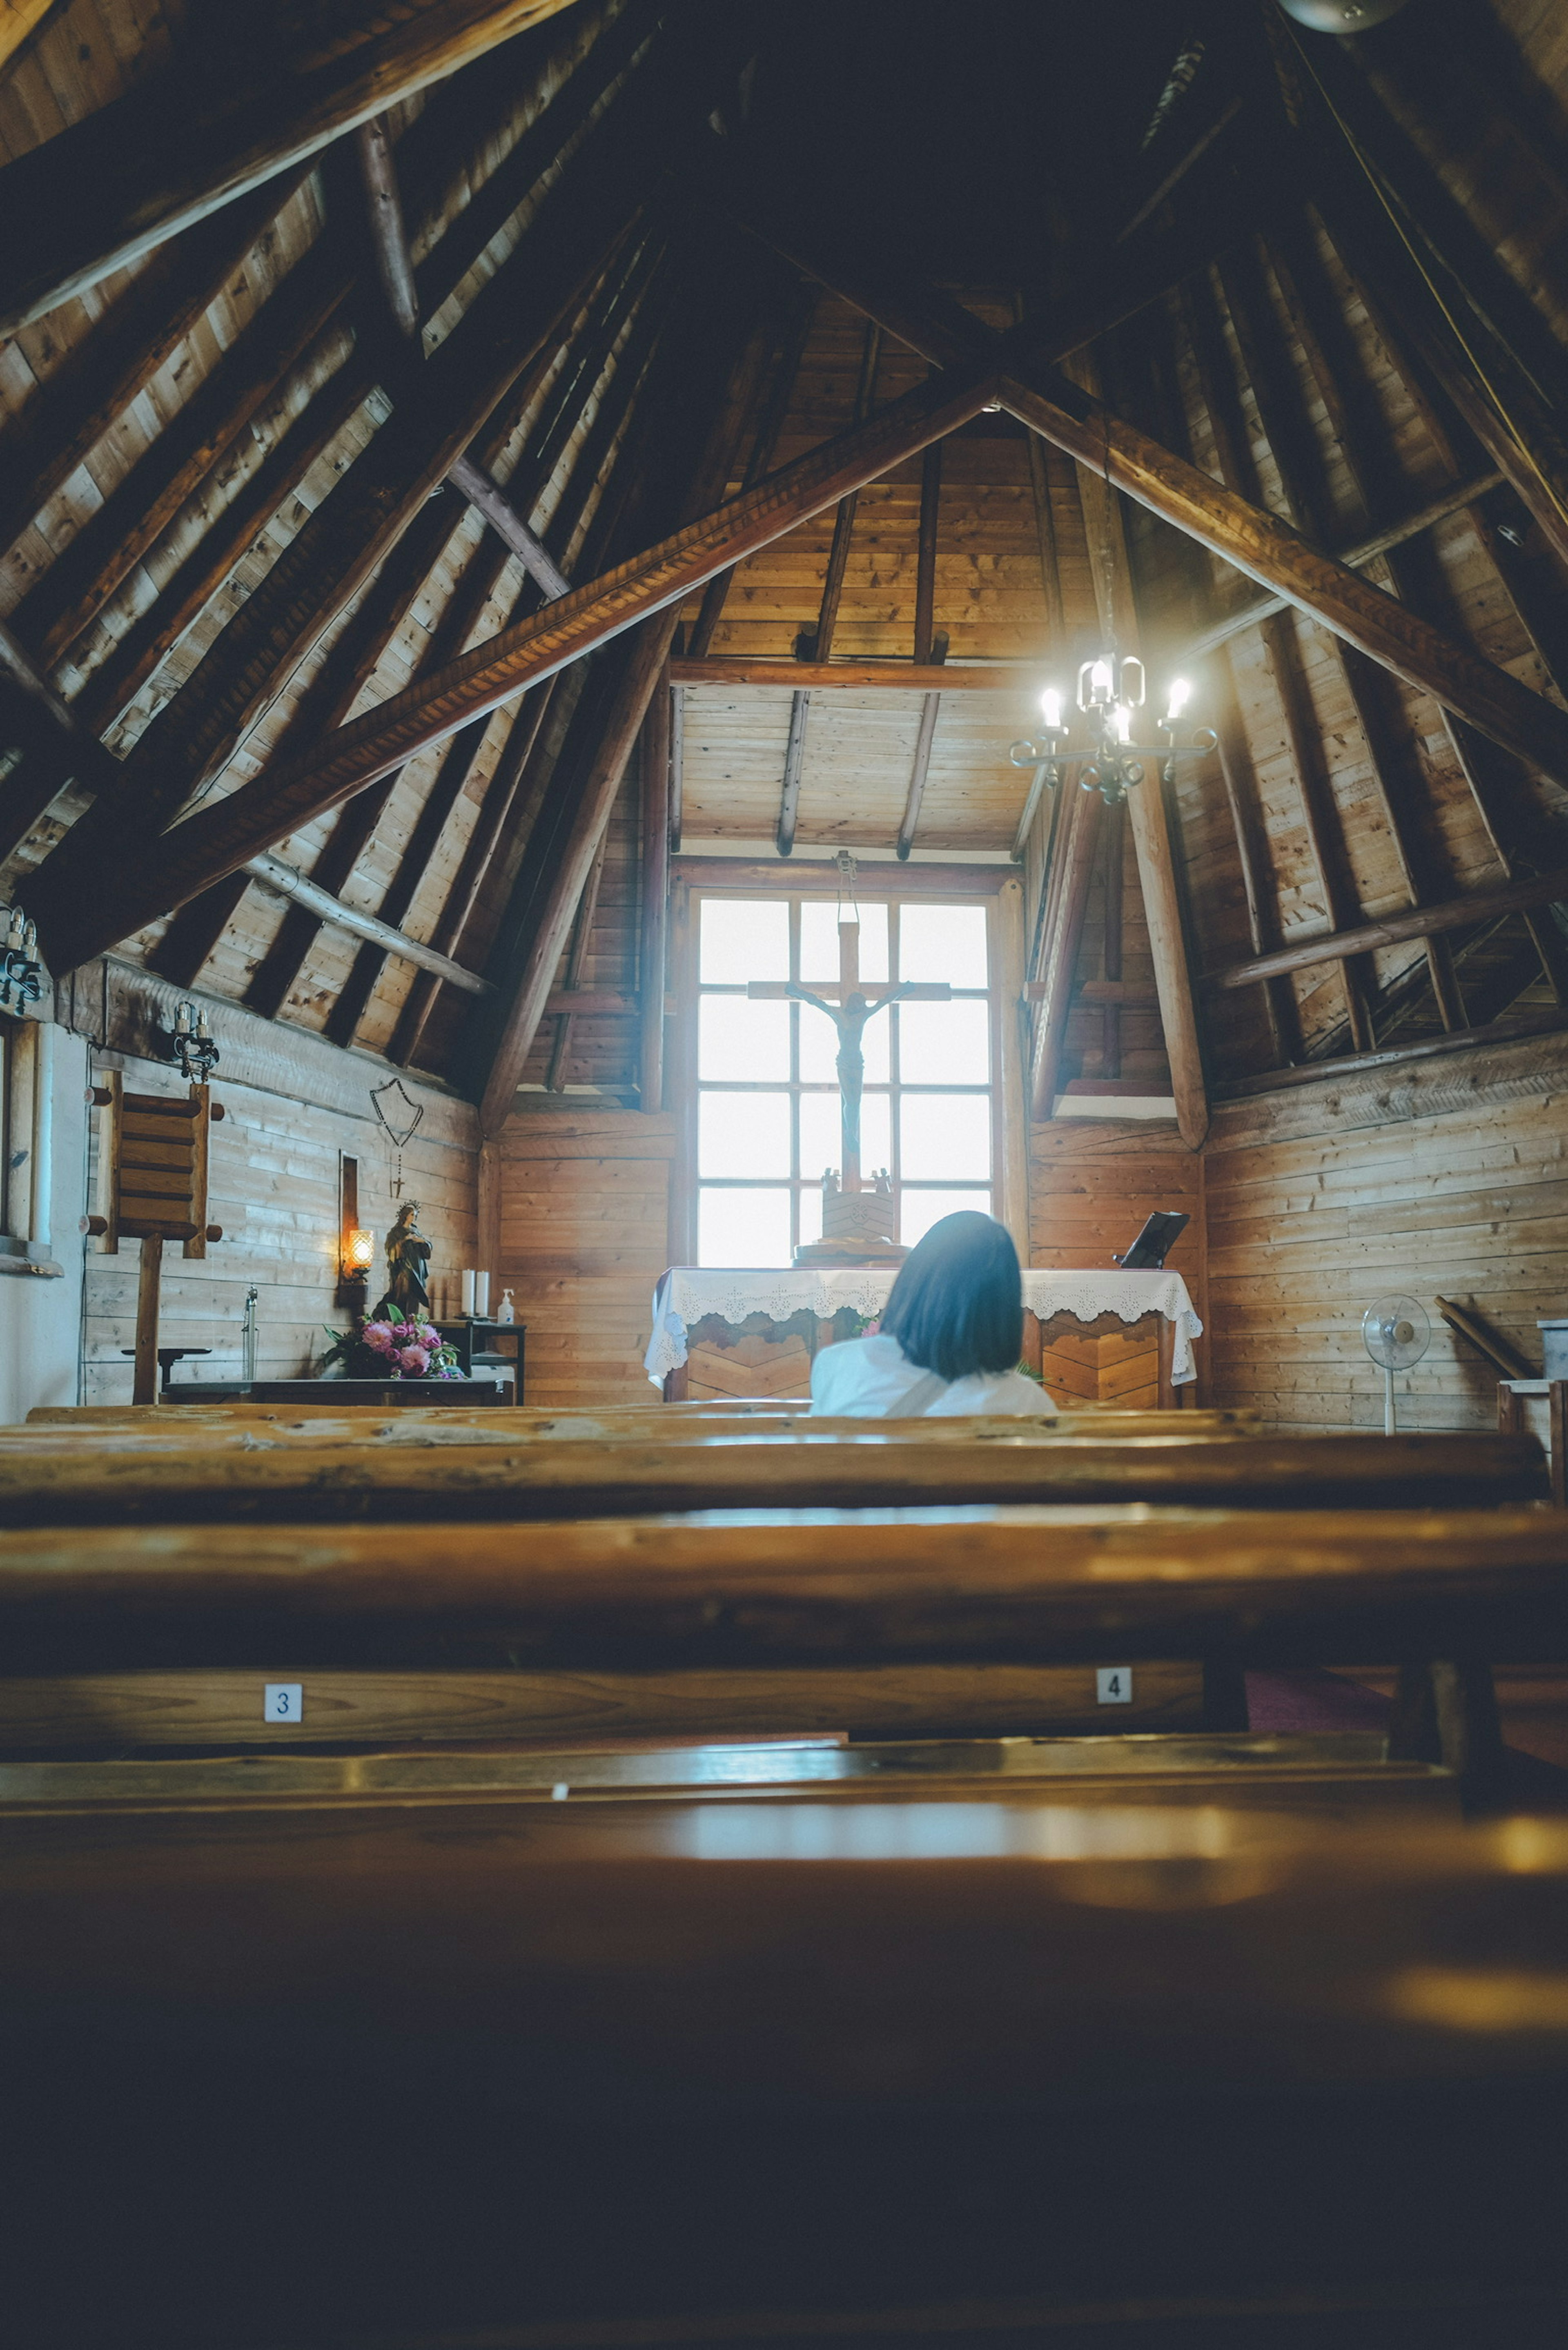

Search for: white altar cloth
xmin=645 ymin=1267 xmax=1202 ymax=1387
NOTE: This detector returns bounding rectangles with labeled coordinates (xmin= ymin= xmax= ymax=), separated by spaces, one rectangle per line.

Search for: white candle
xmin=461 ymin=1269 xmax=476 ymax=1316
xmin=476 ymin=1271 xmax=490 ymax=1316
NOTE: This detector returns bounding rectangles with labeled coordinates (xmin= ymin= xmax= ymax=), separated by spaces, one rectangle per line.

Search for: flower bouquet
xmin=320 ymin=1308 xmax=462 ymax=1381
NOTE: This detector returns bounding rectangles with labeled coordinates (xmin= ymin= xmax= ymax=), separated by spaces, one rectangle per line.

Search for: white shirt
xmin=809 ymin=1332 xmax=1057 ymax=1419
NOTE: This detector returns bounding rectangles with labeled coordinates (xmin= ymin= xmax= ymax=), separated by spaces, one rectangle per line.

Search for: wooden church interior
xmin=5 ymin=1 xmax=1568 ymax=2342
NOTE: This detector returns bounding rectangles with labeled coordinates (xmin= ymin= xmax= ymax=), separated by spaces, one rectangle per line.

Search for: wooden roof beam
xmin=39 ymin=362 xmax=1000 ymax=978
xmin=1209 ymin=862 xmax=1568 ymax=993
xmin=775 ymin=691 xmax=811 ymax=860
xmin=26 ymin=86 xmax=666 ymax=969
xmin=897 ymin=443 xmax=946 ymax=861
xmin=245 ymin=854 xmax=491 ymax=995
xmin=449 ymin=454 xmax=572 ymax=599
xmin=739 ymin=213 xmax=1568 ymax=785
xmin=1028 ymin=784 xmax=1102 ymax=1122
xmin=355 ymin=117 xmax=421 ymax=343
xmin=0 ymin=0 xmax=590 ymax=333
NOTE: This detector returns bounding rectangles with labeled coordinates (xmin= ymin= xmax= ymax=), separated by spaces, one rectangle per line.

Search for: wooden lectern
xmin=85 ymin=1075 xmax=224 ymax=1403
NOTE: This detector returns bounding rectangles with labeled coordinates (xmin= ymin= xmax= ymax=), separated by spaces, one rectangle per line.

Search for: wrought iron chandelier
xmin=1009 ymin=655 xmax=1217 ymax=810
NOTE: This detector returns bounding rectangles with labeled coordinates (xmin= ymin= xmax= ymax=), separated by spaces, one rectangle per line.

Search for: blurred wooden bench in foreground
xmin=4 ymin=1791 xmax=1567 ymax=2346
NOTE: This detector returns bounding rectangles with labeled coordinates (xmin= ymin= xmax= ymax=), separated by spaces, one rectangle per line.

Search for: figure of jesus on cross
xmin=746 ymin=859 xmax=950 ymax=1198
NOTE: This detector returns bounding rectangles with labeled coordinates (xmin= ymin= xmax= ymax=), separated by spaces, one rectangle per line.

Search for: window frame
xmin=678 ymin=879 xmax=1007 ymax=1267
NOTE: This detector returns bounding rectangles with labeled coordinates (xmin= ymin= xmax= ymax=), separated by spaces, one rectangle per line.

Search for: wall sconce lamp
xmin=172 ymin=998 xmax=220 ymax=1083
xmin=338 ymin=1154 xmax=373 ymax=1308
xmin=0 ymin=903 xmax=43 ymax=1012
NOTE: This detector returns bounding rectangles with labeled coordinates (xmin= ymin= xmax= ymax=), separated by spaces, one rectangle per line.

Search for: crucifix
xmin=746 ymin=858 xmax=950 ymax=1196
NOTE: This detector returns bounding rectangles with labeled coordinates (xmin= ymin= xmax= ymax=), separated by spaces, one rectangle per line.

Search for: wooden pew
xmin=0 ymin=1429 xmax=1544 ymax=1517
xmin=0 ymin=1503 xmax=1560 ymax=1786
xmin=0 ymin=1729 xmax=1459 ymax=1819
xmin=25 ymin=1401 xmax=1265 ymax=1439
xmin=4 ymin=1791 xmax=1567 ymax=2344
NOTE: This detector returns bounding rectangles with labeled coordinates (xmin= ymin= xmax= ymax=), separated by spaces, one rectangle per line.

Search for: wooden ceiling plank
xmin=382 ymin=243 xmax=676 ymax=1071
xmin=387 ymin=678 xmax=559 ymax=1070
xmin=406 ymin=0 xmax=661 ymax=329
xmin=44 ymin=355 xmax=999 ymax=974
xmin=470 ymin=261 xmax=778 ymax=1129
xmin=74 ymin=356 xmax=376 ymax=738
xmin=238 ymin=495 xmax=471 ymax=1021
xmin=1303 ymin=109 xmax=1568 ymax=577
xmin=145 ymin=872 xmax=255 ymax=993
xmin=0 ymin=0 xmax=591 ymax=333
xmin=543 ymin=824 xmax=610 ymax=1091
xmin=18 ymin=229 xmax=358 ymax=671
xmin=26 ymin=73 xmax=666 ymax=971
xmin=686 ymin=285 xmax=817 ymax=662
xmin=1221 ymin=239 xmax=1438 ymax=1043
xmin=257 ymin=459 xmax=527 ymax=1029
xmin=669 ymin=660 xmax=1027 ymax=690
xmin=1269 ymin=216 xmax=1568 ymax=1021
xmin=799 ymin=319 xmax=880 ymax=665
xmin=0 ymin=166 xmax=318 ymax=567
xmin=354 ymin=116 xmax=420 ymax=343
xmin=1177 ymin=469 xmax=1506 ymax=661
xmin=1290 ymin=22 xmax=1568 ymax=430
xmin=1265 ymin=222 xmax=1471 ymax=1032
xmin=0 ymin=615 xmax=120 ymax=826
xmin=744 ymin=216 xmax=1568 ymax=786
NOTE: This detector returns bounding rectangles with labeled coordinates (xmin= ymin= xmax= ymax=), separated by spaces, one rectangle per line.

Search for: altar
xmin=645 ymin=1267 xmax=1203 ymax=1408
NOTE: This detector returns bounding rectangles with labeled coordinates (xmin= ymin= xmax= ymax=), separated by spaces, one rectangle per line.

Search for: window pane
xmin=897 ymin=998 xmax=991 ymax=1086
xmin=900 ymin=1093 xmax=991 ymax=1180
xmin=900 ymin=1188 xmax=993 ymax=1247
xmin=797 ymin=1183 xmax=822 ymax=1248
xmin=699 ymin=996 xmax=790 ymax=1081
xmin=699 ymin=1091 xmax=791 ymax=1178
xmin=798 ymin=998 xmax=889 ymax=1084
xmin=699 ymin=1187 xmax=792 ymax=1268
xmin=800 ymin=900 xmax=888 ymax=984
xmin=799 ymin=1090 xmax=891 ymax=1182
xmin=898 ymin=902 xmax=988 ymax=987
xmin=701 ymin=898 xmax=787 ymax=982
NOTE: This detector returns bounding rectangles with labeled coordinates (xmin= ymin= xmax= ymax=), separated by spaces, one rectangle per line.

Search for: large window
xmin=692 ymin=891 xmax=997 ymax=1268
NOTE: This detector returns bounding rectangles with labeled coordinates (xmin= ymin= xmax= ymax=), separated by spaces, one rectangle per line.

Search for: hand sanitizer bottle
xmin=497 ymin=1288 xmax=515 ymax=1325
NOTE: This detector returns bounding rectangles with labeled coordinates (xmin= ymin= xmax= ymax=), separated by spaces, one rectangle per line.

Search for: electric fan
xmin=1361 ymin=1296 xmax=1431 ymax=1435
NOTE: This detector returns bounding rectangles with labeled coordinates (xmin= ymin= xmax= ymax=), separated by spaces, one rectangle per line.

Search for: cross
xmin=747 ymin=906 xmax=949 ymax=1192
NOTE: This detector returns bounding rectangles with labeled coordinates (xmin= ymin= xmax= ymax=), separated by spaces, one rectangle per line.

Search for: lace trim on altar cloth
xmin=644 ymin=1268 xmax=1202 ymax=1386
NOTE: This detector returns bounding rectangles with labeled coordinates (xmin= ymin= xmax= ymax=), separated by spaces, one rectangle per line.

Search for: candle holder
xmin=0 ymin=904 xmax=43 ymax=1012
xmin=172 ymin=998 xmax=220 ymax=1083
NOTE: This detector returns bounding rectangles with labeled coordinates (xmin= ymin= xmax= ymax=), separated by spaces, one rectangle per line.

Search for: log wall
xmin=1203 ymin=1032 xmax=1568 ymax=1432
xmin=67 ymin=965 xmax=477 ymax=1401
xmin=495 ymin=1106 xmax=673 ymax=1405
xmin=1029 ymin=1119 xmax=1206 ymax=1399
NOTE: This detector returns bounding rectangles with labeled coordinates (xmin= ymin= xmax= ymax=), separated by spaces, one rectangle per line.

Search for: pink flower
xmin=398 ymin=1345 xmax=430 ymax=1374
xmin=362 ymin=1322 xmax=394 ymax=1351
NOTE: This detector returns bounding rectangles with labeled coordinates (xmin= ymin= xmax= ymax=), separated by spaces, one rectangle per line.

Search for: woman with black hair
xmin=809 ymin=1210 xmax=1056 ymax=1416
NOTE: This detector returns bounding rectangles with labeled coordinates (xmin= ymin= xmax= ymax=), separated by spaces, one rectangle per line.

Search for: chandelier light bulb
xmin=1164 ymin=677 xmax=1191 ymax=723
xmin=1090 ymin=659 xmax=1113 ymax=702
xmin=1113 ymin=704 xmax=1133 ymax=744
xmin=1039 ymin=686 xmax=1064 ymax=731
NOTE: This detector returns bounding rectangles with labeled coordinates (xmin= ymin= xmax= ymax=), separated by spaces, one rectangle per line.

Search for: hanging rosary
xmin=370 ymin=1078 xmax=424 ymax=1199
